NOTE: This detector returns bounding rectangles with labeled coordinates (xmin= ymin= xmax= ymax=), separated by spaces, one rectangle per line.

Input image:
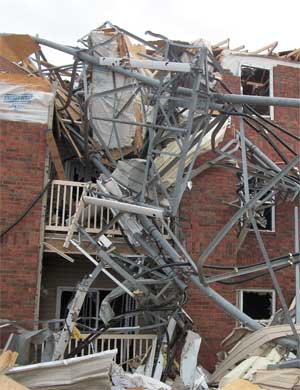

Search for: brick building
xmin=184 ymin=57 xmax=300 ymax=369
xmin=0 ymin=46 xmax=299 ymax=370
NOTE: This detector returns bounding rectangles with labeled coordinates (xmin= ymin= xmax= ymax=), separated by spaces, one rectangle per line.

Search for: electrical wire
xmin=204 ymin=252 xmax=299 ymax=270
xmin=0 ymin=179 xmax=52 ymax=240
xmin=136 ymin=262 xmax=191 ymax=278
xmin=216 ymin=264 xmax=290 ymax=285
xmin=217 ymin=78 xmax=300 ymax=142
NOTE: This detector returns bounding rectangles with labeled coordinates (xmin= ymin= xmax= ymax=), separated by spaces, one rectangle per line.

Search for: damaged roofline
xmin=33 ymin=36 xmax=300 ymax=108
xmin=221 ymin=50 xmax=300 ymax=72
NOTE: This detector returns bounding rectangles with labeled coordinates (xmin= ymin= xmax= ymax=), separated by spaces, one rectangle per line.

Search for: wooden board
xmin=46 ymin=130 xmax=66 ymax=180
xmin=253 ymin=368 xmax=300 ymax=389
xmin=0 ymin=34 xmax=40 ymax=62
xmin=134 ymin=101 xmax=143 ymax=153
xmin=221 ymin=379 xmax=260 ymax=390
xmin=210 ymin=324 xmax=300 ymax=384
xmin=0 ymin=73 xmax=51 ymax=92
xmin=55 ymin=87 xmax=81 ymax=122
xmin=57 ymin=114 xmax=82 ymax=159
xmin=0 ymin=375 xmax=28 ymax=390
xmin=0 ymin=351 xmax=18 ymax=369
xmin=0 ymin=56 xmax=27 ymax=74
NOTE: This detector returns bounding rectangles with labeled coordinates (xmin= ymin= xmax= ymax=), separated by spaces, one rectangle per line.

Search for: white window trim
xmin=237 ymin=288 xmax=276 ymax=324
xmin=239 ymin=63 xmax=274 ymax=120
xmin=240 ymin=181 xmax=276 ymax=233
xmin=250 ymin=192 xmax=276 ymax=233
xmin=240 ymin=201 xmax=276 ymax=233
xmin=56 ymin=286 xmax=137 ymax=330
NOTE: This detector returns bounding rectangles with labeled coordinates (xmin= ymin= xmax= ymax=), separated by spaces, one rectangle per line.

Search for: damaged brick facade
xmin=0 ymin=57 xmax=299 ymax=372
xmin=184 ymin=63 xmax=300 ymax=370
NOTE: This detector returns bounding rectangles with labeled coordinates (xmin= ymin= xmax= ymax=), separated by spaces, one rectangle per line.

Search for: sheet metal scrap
xmin=2 ymin=23 xmax=299 ymax=375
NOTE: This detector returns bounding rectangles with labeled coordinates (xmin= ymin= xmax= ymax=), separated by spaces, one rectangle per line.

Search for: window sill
xmin=249 ymin=229 xmax=276 ymax=234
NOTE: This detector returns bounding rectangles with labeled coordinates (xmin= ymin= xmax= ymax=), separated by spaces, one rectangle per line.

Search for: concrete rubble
xmin=0 ymin=21 xmax=300 ymax=390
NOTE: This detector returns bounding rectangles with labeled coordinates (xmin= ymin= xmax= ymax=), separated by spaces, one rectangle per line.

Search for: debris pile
xmin=0 ymin=21 xmax=300 ymax=389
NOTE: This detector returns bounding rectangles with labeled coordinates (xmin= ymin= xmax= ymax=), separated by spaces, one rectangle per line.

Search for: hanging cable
xmin=0 ymin=179 xmax=52 ymax=240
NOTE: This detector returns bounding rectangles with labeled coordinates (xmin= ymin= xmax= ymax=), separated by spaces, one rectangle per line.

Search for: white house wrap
xmin=0 ymin=82 xmax=54 ymax=124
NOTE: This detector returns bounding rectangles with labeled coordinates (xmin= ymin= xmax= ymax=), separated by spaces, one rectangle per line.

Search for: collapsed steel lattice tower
xmin=29 ymin=22 xmax=300 ymax=365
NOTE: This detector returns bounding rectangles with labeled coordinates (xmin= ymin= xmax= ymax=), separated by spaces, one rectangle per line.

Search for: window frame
xmin=56 ymin=286 xmax=137 ymax=331
xmin=250 ymin=181 xmax=276 ymax=233
xmin=255 ymin=194 xmax=276 ymax=232
xmin=239 ymin=177 xmax=276 ymax=233
xmin=239 ymin=63 xmax=274 ymax=120
xmin=237 ymin=288 xmax=276 ymax=323
xmin=56 ymin=286 xmax=112 ymax=331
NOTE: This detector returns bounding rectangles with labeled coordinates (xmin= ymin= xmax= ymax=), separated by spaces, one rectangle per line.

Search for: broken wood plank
xmin=0 ymin=34 xmax=40 ymax=62
xmin=253 ymin=368 xmax=300 ymax=389
xmin=46 ymin=130 xmax=66 ymax=180
xmin=221 ymin=379 xmax=260 ymax=390
xmin=134 ymin=102 xmax=144 ymax=153
xmin=0 ymin=375 xmax=28 ymax=390
xmin=0 ymin=56 xmax=27 ymax=74
xmin=57 ymin=114 xmax=83 ymax=159
xmin=55 ymin=87 xmax=81 ymax=122
xmin=210 ymin=324 xmax=300 ymax=384
xmin=0 ymin=351 xmax=18 ymax=370
xmin=249 ymin=41 xmax=278 ymax=55
xmin=117 ymin=34 xmax=128 ymax=57
xmin=43 ymin=241 xmax=75 ymax=263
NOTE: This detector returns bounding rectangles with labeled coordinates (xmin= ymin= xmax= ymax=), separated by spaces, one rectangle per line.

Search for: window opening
xmin=241 ymin=65 xmax=270 ymax=116
xmin=237 ymin=289 xmax=275 ymax=322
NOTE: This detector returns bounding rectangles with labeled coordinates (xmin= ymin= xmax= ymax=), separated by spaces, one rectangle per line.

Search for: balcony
xmin=44 ymin=180 xmax=171 ymax=254
xmin=38 ymin=332 xmax=157 ymax=373
xmin=67 ymin=333 xmax=157 ymax=373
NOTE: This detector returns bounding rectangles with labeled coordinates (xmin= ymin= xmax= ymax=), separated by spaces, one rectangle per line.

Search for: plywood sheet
xmin=221 ymin=379 xmax=260 ymax=390
xmin=0 ymin=34 xmax=40 ymax=62
xmin=0 ymin=56 xmax=27 ymax=74
xmin=0 ymin=73 xmax=51 ymax=92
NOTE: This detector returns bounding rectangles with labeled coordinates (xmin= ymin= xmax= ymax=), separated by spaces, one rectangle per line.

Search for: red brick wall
xmin=183 ymin=64 xmax=300 ymax=371
xmin=0 ymin=120 xmax=47 ymax=334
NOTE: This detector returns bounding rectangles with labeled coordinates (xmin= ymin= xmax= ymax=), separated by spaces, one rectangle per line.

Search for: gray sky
xmin=1 ymin=0 xmax=299 ymax=64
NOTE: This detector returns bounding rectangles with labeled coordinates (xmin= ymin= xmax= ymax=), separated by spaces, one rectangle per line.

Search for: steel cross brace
xmin=197 ymin=155 xmax=300 ymax=276
xmin=33 ymin=36 xmax=300 ymax=108
xmin=142 ymin=216 xmax=299 ymax=350
xmin=52 ymin=260 xmax=105 ymax=360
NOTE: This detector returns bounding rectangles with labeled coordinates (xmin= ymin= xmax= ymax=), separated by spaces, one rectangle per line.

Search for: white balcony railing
xmin=66 ymin=333 xmax=157 ymax=374
xmin=46 ymin=180 xmax=121 ymax=236
xmin=45 ymin=180 xmax=171 ymax=238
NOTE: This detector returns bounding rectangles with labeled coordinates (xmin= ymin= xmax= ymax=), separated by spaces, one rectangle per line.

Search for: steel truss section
xmin=32 ymin=23 xmax=300 ymax=366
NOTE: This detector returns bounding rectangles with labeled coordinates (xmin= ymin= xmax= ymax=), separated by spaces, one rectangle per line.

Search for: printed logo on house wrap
xmin=3 ymin=93 xmax=33 ymax=111
xmin=0 ymin=84 xmax=53 ymax=123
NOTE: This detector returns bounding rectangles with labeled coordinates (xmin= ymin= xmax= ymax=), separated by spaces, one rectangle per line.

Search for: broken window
xmin=237 ymin=289 xmax=275 ymax=322
xmin=57 ymin=287 xmax=136 ymax=331
xmin=249 ymin=177 xmax=275 ymax=231
xmin=239 ymin=176 xmax=275 ymax=232
xmin=64 ymin=158 xmax=99 ymax=182
xmin=241 ymin=65 xmax=271 ymax=116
